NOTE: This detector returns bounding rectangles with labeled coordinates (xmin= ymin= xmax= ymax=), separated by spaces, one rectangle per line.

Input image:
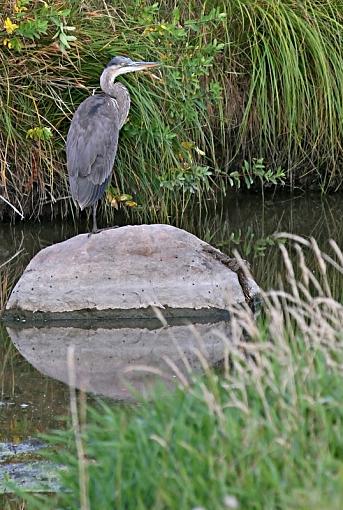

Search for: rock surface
xmin=6 ymin=224 xmax=259 ymax=320
xmin=0 ymin=461 xmax=62 ymax=494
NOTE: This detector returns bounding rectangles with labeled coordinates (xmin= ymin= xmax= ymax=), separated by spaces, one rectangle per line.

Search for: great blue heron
xmin=66 ymin=56 xmax=159 ymax=233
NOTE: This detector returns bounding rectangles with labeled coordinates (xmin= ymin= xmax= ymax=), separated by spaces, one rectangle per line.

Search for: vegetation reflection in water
xmin=0 ymin=323 xmax=70 ymax=444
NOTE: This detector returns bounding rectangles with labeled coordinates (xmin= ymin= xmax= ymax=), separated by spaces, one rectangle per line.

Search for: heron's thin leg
xmin=92 ymin=202 xmax=98 ymax=233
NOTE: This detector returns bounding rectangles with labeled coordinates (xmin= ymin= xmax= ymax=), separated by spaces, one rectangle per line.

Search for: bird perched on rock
xmin=66 ymin=56 xmax=159 ymax=233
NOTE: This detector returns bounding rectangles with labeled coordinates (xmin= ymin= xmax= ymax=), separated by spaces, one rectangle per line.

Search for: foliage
xmin=26 ymin=127 xmax=53 ymax=142
xmin=158 ymin=165 xmax=212 ymax=193
xmin=105 ymin=185 xmax=137 ymax=209
xmin=1 ymin=1 xmax=76 ymax=52
xmin=217 ymin=226 xmax=285 ymax=257
xmin=1 ymin=0 xmax=343 ymax=221
xmin=228 ymin=158 xmax=286 ymax=190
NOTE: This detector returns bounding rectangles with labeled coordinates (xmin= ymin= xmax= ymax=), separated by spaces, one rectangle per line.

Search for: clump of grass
xmin=18 ymin=236 xmax=343 ymax=509
xmin=0 ymin=495 xmax=27 ymax=510
xmin=1 ymin=1 xmax=343 ymax=221
xmin=223 ymin=0 xmax=343 ymax=191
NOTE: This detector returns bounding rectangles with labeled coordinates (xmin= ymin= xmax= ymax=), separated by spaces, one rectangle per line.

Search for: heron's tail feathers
xmin=69 ymin=175 xmax=109 ymax=210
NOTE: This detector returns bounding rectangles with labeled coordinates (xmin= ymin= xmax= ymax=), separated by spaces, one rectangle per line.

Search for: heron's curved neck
xmin=100 ymin=67 xmax=123 ymax=97
xmin=100 ymin=67 xmax=130 ymax=128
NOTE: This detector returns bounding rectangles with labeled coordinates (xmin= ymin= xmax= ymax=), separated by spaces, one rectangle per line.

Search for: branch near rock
xmin=201 ymin=244 xmax=257 ymax=308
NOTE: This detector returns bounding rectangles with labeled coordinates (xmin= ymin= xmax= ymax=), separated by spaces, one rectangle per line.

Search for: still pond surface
xmin=0 ymin=192 xmax=342 ymax=447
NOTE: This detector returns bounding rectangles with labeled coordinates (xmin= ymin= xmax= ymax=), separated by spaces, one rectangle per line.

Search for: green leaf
xmin=118 ymin=194 xmax=133 ymax=201
xmin=26 ymin=127 xmax=52 ymax=141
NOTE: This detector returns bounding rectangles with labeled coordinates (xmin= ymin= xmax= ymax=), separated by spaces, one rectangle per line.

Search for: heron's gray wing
xmin=66 ymin=94 xmax=120 ymax=209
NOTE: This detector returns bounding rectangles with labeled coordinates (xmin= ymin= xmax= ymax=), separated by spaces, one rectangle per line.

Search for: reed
xmin=0 ymin=496 xmax=27 ymax=510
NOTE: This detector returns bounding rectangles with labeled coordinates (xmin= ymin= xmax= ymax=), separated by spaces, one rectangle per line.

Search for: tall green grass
xmin=16 ymin=236 xmax=343 ymax=509
xmin=1 ymin=0 xmax=343 ymax=221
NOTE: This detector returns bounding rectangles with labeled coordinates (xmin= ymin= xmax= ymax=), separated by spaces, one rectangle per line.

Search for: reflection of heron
xmin=66 ymin=56 xmax=159 ymax=233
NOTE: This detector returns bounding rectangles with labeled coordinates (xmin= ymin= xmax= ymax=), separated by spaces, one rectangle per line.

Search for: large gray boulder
xmin=5 ymin=224 xmax=259 ymax=320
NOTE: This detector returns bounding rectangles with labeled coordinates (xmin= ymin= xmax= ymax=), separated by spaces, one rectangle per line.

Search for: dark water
xmin=0 ymin=320 xmax=69 ymax=442
xmin=0 ymin=192 xmax=342 ymax=446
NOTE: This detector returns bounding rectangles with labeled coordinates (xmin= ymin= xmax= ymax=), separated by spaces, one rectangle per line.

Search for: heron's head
xmin=105 ymin=56 xmax=159 ymax=77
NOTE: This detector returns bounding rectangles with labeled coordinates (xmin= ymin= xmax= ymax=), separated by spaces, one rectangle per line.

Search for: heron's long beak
xmin=130 ymin=61 xmax=160 ymax=71
xmin=106 ymin=60 xmax=160 ymax=81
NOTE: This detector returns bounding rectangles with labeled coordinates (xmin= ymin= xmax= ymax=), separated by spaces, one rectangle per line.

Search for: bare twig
xmin=0 ymin=194 xmax=24 ymax=220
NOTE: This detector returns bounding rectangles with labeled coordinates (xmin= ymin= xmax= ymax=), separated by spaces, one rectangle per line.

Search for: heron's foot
xmin=105 ymin=225 xmax=120 ymax=230
xmin=87 ymin=225 xmax=120 ymax=237
xmin=87 ymin=227 xmax=101 ymax=237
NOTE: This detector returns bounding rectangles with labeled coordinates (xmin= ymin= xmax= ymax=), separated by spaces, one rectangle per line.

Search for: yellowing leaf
xmin=3 ymin=38 xmax=12 ymax=48
xmin=142 ymin=27 xmax=156 ymax=35
xmin=125 ymin=201 xmax=137 ymax=208
xmin=111 ymin=198 xmax=119 ymax=210
xmin=181 ymin=141 xmax=195 ymax=150
xmin=195 ymin=146 xmax=206 ymax=156
xmin=14 ymin=1 xmax=27 ymax=13
xmin=4 ymin=17 xmax=19 ymax=35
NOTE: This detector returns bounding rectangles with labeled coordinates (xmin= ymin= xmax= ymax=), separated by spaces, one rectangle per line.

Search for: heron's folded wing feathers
xmin=66 ymin=95 xmax=120 ymax=207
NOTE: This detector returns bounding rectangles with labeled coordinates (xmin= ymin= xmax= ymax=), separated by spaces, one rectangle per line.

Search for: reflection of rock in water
xmin=7 ymin=321 xmax=231 ymax=401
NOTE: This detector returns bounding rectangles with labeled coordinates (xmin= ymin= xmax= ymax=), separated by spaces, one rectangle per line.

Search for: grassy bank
xmin=13 ymin=236 xmax=343 ymax=509
xmin=1 ymin=1 xmax=343 ymax=221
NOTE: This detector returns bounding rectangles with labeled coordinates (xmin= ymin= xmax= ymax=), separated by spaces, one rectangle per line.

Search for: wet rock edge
xmin=3 ymin=305 xmax=232 ymax=326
